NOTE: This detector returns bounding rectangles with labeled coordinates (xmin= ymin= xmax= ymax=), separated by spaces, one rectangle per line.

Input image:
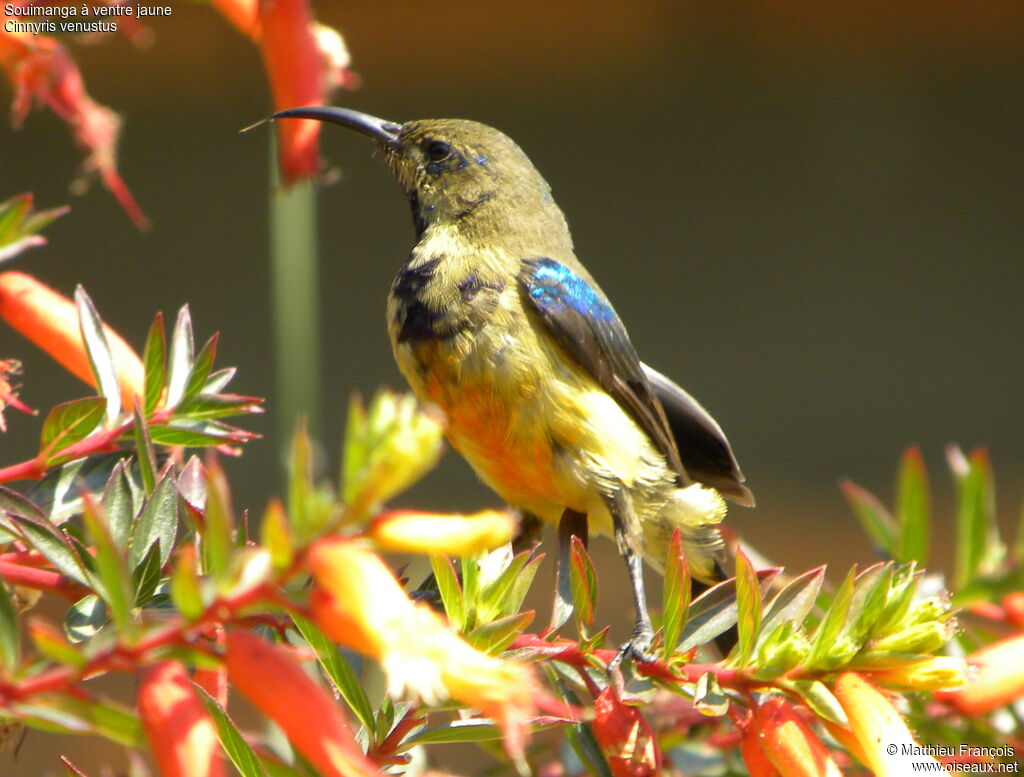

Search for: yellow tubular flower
xmin=868 ymin=656 xmax=967 ymax=692
xmin=308 ymin=537 xmax=536 ymax=759
xmin=369 ymin=508 xmax=515 ymax=555
xmin=834 ymin=672 xmax=950 ymax=777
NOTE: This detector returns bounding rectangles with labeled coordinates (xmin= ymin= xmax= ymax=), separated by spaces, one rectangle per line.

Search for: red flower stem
xmin=0 ymin=560 xmax=90 ymax=600
xmin=0 ymin=409 xmax=173 ymax=484
xmin=373 ymin=709 xmax=424 ymax=756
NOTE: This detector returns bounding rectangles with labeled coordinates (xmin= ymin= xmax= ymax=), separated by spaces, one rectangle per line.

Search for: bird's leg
xmin=551 ymin=509 xmax=588 ymax=631
xmin=606 ymin=493 xmax=656 ymax=668
xmin=513 ymin=510 xmax=545 ymax=554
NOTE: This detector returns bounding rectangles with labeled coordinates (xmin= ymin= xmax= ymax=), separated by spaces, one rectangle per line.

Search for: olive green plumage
xmin=266 ymin=106 xmax=753 ymax=661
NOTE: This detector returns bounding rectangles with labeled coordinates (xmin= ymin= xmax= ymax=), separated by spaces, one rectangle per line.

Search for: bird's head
xmin=259 ymin=106 xmax=568 ymax=243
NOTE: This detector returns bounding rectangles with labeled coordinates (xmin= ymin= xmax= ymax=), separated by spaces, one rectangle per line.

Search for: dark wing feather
xmin=520 ymin=258 xmax=689 ymax=484
xmin=642 ymin=363 xmax=755 ymax=506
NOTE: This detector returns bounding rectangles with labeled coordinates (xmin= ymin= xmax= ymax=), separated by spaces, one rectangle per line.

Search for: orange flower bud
xmin=753 ymin=696 xmax=842 ymax=777
xmin=137 ymin=661 xmax=226 ymax=777
xmin=592 ymin=687 xmax=661 ymax=777
xmin=370 ymin=509 xmax=516 ymax=555
xmin=308 ymin=537 xmax=536 ymax=760
xmin=0 ymin=272 xmax=144 ymax=409
xmin=935 ymin=633 xmax=1024 ymax=716
xmin=834 ymin=672 xmax=948 ymax=777
xmin=224 ymin=630 xmax=379 ymax=777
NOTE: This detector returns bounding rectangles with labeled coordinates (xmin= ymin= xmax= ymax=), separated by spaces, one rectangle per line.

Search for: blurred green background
xmin=1 ymin=2 xmax=1023 ymax=769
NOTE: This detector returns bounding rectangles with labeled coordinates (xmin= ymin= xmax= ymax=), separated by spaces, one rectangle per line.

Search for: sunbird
xmin=263 ymin=106 xmax=754 ymax=661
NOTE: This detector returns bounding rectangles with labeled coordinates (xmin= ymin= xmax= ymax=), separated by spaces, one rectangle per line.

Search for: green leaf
xmin=399 ymin=719 xmax=503 ymax=748
xmin=202 ymin=367 xmax=237 ymax=395
xmin=430 ymin=555 xmax=465 ymax=631
xmin=183 ymin=333 xmax=219 ymax=401
xmin=0 ymin=579 xmax=20 ymax=672
xmin=39 ymin=397 xmax=106 ymax=459
xmin=129 ymin=470 xmax=178 ymax=569
xmin=808 ymin=566 xmax=857 ymax=667
xmin=201 ymin=460 xmax=234 ymax=580
xmin=841 ymin=479 xmax=896 ymax=559
xmin=0 ymin=193 xmax=68 ymax=262
xmin=479 ymin=549 xmax=543 ymax=621
xmin=260 ymin=499 xmax=294 ymax=571
xmin=789 ymin=679 xmax=848 ymax=726
xmin=165 ymin=305 xmax=195 ymax=409
xmin=662 ymin=529 xmax=691 ymax=659
xmin=291 ymin=616 xmax=376 ymax=732
xmin=845 ymin=563 xmax=890 ymax=642
xmin=101 ymin=459 xmax=136 ymax=548
xmin=733 ymin=549 xmax=762 ymax=666
xmin=678 ymin=569 xmax=779 ymax=653
xmin=0 ymin=504 xmax=90 ymax=586
xmin=692 ymin=671 xmax=729 ymax=716
xmin=169 ymin=546 xmax=204 ymax=621
xmin=467 ymin=610 xmax=534 ymax=653
xmin=148 ymin=420 xmax=255 ymax=447
xmin=81 ymin=496 xmax=134 ymax=635
xmin=132 ymin=542 xmax=164 ymax=607
xmin=132 ymin=406 xmax=157 ymax=495
xmin=895 ymin=447 xmax=931 ymax=565
xmin=174 ymin=393 xmax=263 ymax=421
xmin=142 ymin=312 xmax=166 ymax=417
xmin=30 ymin=617 xmax=87 ymax=667
xmin=64 ymin=595 xmax=107 ymax=643
xmin=74 ymin=286 xmax=122 ymax=424
xmin=760 ymin=565 xmax=825 ymax=641
xmin=11 ymin=694 xmax=143 ymax=747
xmin=568 ymin=535 xmax=597 ymax=629
xmin=196 ymin=685 xmax=267 ymax=777
xmin=950 ymin=446 xmax=1004 ymax=589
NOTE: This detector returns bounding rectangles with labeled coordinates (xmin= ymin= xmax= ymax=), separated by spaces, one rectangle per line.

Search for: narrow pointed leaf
xmin=841 ymin=479 xmax=896 ymax=559
xmin=678 ymin=569 xmax=779 ymax=653
xmin=183 ymin=333 xmax=219 ymax=401
xmin=165 ymin=305 xmax=194 ymax=409
xmin=950 ymin=446 xmax=1004 ymax=588
xmin=291 ymin=615 xmax=375 ymax=732
xmin=760 ymin=565 xmax=825 ymax=640
xmin=809 ymin=566 xmax=857 ymax=666
xmin=74 ymin=287 xmax=121 ymax=423
xmin=169 ymin=545 xmax=204 ymax=620
xmin=0 ymin=579 xmax=19 ymax=672
xmin=733 ymin=549 xmax=762 ymax=666
xmin=568 ymin=535 xmax=597 ymax=628
xmin=132 ymin=406 xmax=157 ymax=495
xmin=467 ymin=610 xmax=535 ymax=653
xmin=129 ymin=470 xmax=178 ymax=569
xmin=895 ymin=447 xmax=931 ymax=565
xmin=0 ymin=508 xmax=89 ymax=586
xmin=479 ymin=549 xmax=542 ymax=621
xmin=662 ymin=529 xmax=691 ymax=659
xmin=196 ymin=685 xmax=267 ymax=777
xmin=81 ymin=496 xmax=134 ymax=634
xmin=142 ymin=312 xmax=166 ymax=417
xmin=430 ymin=555 xmax=465 ymax=630
xmin=101 ymin=460 xmax=135 ymax=547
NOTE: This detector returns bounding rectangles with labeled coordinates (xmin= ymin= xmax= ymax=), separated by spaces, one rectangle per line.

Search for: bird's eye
xmin=426 ymin=140 xmax=452 ymax=161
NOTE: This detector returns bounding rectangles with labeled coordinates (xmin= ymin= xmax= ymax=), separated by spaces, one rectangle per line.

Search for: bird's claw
xmin=609 ymin=625 xmax=657 ymax=670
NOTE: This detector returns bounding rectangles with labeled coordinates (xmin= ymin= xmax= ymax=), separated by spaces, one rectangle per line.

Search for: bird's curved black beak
xmin=249 ymin=106 xmax=403 ymax=149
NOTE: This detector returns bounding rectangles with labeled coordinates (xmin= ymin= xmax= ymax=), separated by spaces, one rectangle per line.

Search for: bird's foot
xmin=609 ymin=623 xmax=657 ymax=670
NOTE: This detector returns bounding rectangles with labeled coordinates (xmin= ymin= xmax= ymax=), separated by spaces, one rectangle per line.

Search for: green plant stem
xmin=269 ymin=144 xmax=322 ymax=458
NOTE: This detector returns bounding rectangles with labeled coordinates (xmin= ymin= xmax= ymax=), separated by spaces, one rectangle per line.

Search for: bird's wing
xmin=519 ymin=257 xmax=689 ymax=484
xmin=641 ymin=363 xmax=755 ymax=506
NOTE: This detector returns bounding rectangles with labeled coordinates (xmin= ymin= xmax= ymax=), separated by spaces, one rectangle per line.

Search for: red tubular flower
xmin=834 ymin=672 xmax=949 ymax=776
xmin=224 ymin=629 xmax=380 ymax=777
xmin=935 ymin=633 xmax=1024 ymax=716
xmin=257 ymin=0 xmax=325 ymax=182
xmin=592 ymin=687 xmax=661 ymax=777
xmin=212 ymin=0 xmax=356 ymax=184
xmin=739 ymin=718 xmax=782 ymax=777
xmin=753 ymin=696 xmax=842 ymax=777
xmin=0 ymin=20 xmax=148 ymax=229
xmin=308 ymin=537 xmax=537 ymax=761
xmin=137 ymin=661 xmax=226 ymax=777
xmin=0 ymin=272 xmax=144 ymax=409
